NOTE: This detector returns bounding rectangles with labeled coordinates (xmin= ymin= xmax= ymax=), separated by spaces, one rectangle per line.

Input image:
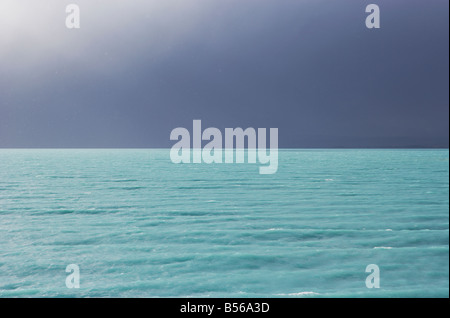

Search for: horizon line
xmin=0 ymin=147 xmax=448 ymax=150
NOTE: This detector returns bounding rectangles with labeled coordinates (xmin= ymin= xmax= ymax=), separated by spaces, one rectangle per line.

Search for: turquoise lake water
xmin=0 ymin=149 xmax=448 ymax=297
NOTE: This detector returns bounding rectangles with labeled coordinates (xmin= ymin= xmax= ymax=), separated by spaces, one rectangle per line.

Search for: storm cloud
xmin=0 ymin=0 xmax=448 ymax=147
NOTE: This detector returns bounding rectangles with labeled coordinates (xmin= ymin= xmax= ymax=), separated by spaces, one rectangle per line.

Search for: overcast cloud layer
xmin=0 ymin=0 xmax=448 ymax=147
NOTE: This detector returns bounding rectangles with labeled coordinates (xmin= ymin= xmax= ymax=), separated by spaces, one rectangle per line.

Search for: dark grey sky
xmin=0 ymin=0 xmax=448 ymax=148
